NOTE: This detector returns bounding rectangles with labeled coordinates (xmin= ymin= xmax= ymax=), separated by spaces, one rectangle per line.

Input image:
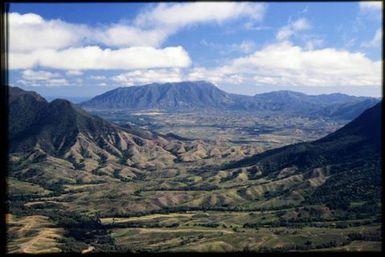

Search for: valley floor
xmin=86 ymin=109 xmax=346 ymax=146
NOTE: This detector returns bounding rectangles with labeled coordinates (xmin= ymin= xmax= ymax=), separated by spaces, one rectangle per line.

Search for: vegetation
xmin=6 ymin=86 xmax=382 ymax=253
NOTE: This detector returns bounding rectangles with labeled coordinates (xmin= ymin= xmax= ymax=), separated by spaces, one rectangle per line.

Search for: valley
xmin=6 ymin=85 xmax=382 ymax=253
xmin=86 ymin=108 xmax=346 ymax=148
xmin=5 ymin=0 xmax=383 ymax=253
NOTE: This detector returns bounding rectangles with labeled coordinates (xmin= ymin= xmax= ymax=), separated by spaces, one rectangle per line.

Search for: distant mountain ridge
xmin=224 ymin=102 xmax=382 ymax=207
xmin=81 ymin=81 xmax=379 ymax=120
xmin=226 ymin=102 xmax=381 ymax=171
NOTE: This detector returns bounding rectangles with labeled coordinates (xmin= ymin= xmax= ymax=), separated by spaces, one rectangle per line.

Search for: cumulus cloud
xmin=103 ymin=2 xmax=265 ymax=47
xmin=9 ymin=12 xmax=192 ymax=70
xmin=276 ymin=18 xmax=311 ymax=41
xmin=9 ymin=46 xmax=191 ymax=70
xmin=111 ymin=42 xmax=380 ymax=88
xmin=113 ymin=68 xmax=183 ymax=86
xmin=9 ymin=3 xmax=380 ymax=91
xmin=9 ymin=2 xmax=265 ymax=70
xmin=185 ymin=67 xmax=245 ymax=84
xmin=9 ymin=12 xmax=89 ymax=52
xmin=182 ymin=42 xmax=381 ymax=87
xmin=86 ymin=2 xmax=266 ymax=48
xmin=8 ymin=12 xmax=167 ymax=50
xmin=134 ymin=2 xmax=265 ymax=28
xmin=9 ymin=2 xmax=265 ymax=50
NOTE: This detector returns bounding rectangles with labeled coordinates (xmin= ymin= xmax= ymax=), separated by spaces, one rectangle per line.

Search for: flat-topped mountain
xmin=81 ymin=81 xmax=235 ymax=110
xmin=81 ymin=81 xmax=379 ymax=120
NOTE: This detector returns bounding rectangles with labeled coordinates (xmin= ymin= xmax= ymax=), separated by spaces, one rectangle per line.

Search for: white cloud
xmin=22 ymin=69 xmax=60 ymax=80
xmin=359 ymin=1 xmax=383 ymax=12
xmin=9 ymin=12 xmax=89 ymax=52
xmin=362 ymin=28 xmax=382 ymax=48
xmin=9 ymin=2 xmax=265 ymax=51
xmin=99 ymin=2 xmax=265 ymax=48
xmin=19 ymin=69 xmax=68 ymax=87
xmin=110 ymin=41 xmax=381 ymax=89
xmin=8 ymin=11 xmax=184 ymax=68
xmin=94 ymin=25 xmax=169 ymax=48
xmin=9 ymin=46 xmax=191 ymax=70
xmin=9 ymin=2 xmax=265 ymax=70
xmin=276 ymin=18 xmax=311 ymax=41
xmin=183 ymin=42 xmax=381 ymax=87
xmin=17 ymin=77 xmax=68 ymax=87
xmin=8 ymin=12 xmax=166 ymax=50
xmin=113 ymin=68 xmax=183 ymax=86
xmin=134 ymin=2 xmax=265 ymax=28
xmin=186 ymin=67 xmax=225 ymax=84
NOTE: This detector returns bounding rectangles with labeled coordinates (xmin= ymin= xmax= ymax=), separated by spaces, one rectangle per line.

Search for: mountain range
xmin=8 ymin=86 xmax=260 ymax=174
xmin=81 ymin=81 xmax=379 ymax=120
xmin=9 ymin=85 xmax=382 ymax=208
xmin=7 ymin=85 xmax=382 ymax=252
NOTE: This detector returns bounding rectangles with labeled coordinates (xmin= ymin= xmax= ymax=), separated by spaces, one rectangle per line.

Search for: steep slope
xmin=8 ymin=87 xmax=181 ymax=170
xmin=225 ymin=102 xmax=382 ymax=207
xmin=8 ymin=87 xmax=260 ymax=174
xmin=81 ymin=81 xmax=379 ymax=120
xmin=226 ymin=102 xmax=381 ymax=170
xmin=9 ymin=87 xmax=48 ymax=139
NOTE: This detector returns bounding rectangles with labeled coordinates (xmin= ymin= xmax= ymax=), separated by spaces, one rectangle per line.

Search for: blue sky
xmin=8 ymin=1 xmax=383 ymax=99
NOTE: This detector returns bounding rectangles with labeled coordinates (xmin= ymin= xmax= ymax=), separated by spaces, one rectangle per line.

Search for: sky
xmin=7 ymin=1 xmax=383 ymax=100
